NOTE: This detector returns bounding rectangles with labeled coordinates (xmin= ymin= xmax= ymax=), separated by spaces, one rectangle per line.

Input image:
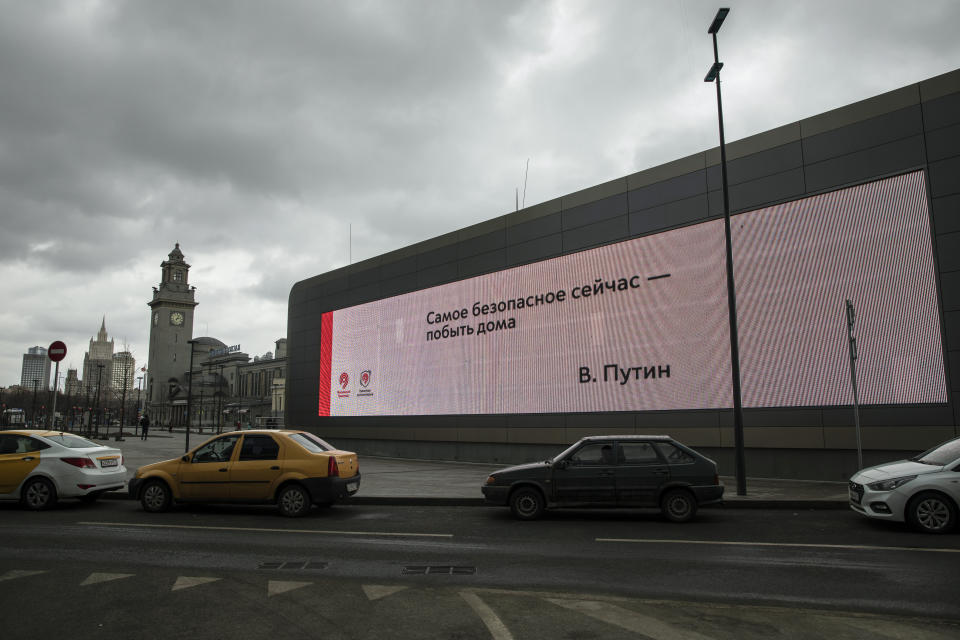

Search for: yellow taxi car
xmin=128 ymin=429 xmax=360 ymax=517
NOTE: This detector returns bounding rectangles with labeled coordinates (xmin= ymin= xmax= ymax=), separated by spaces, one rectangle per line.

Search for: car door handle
xmin=270 ymin=466 xmax=280 ymax=470
xmin=22 ymin=456 xmax=35 ymax=461
xmin=653 ymin=469 xmax=669 ymax=475
xmin=219 ymin=468 xmax=228 ymax=472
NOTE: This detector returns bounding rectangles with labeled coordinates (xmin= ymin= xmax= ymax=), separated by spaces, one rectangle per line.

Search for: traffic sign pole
xmin=47 ymin=341 xmax=67 ymax=430
xmin=49 ymin=361 xmax=60 ymax=429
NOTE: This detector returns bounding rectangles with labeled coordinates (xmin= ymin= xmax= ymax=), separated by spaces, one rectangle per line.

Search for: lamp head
xmin=708 ymin=8 xmax=729 ymax=34
xmin=704 ymin=62 xmax=723 ymax=83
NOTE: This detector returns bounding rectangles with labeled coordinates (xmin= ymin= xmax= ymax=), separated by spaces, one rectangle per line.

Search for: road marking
xmin=548 ymin=598 xmax=717 ymax=640
xmin=596 ymin=538 xmax=960 ymax=554
xmin=832 ymin=615 xmax=956 ymax=640
xmin=81 ymin=572 xmax=134 ymax=586
xmin=78 ymin=521 xmax=452 ymax=538
xmin=460 ymin=591 xmax=514 ymax=640
xmin=0 ymin=570 xmax=47 ymax=582
xmin=172 ymin=576 xmax=221 ymax=591
xmin=362 ymin=584 xmax=409 ymax=601
xmin=268 ymin=580 xmax=312 ymax=597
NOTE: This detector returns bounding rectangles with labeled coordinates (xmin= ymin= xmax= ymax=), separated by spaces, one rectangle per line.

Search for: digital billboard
xmin=319 ymin=170 xmax=946 ymax=416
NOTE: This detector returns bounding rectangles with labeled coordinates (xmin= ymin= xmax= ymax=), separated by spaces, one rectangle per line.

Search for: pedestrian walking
xmin=140 ymin=414 xmax=150 ymax=440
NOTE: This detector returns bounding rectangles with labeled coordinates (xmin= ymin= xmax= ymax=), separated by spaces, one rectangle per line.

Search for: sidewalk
xmin=106 ymin=429 xmax=850 ymax=509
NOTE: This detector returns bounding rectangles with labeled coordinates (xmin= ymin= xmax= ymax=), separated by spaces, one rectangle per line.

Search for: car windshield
xmin=44 ymin=434 xmax=99 ymax=448
xmin=911 ymin=438 xmax=960 ymax=466
xmin=550 ymin=441 xmax=583 ymax=463
xmin=288 ymin=432 xmax=334 ymax=453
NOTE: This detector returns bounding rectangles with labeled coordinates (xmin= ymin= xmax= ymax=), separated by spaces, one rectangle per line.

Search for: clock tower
xmin=146 ymin=243 xmax=198 ymax=422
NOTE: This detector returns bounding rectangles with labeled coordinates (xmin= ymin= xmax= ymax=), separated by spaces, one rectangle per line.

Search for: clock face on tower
xmin=170 ymin=311 xmax=184 ymax=326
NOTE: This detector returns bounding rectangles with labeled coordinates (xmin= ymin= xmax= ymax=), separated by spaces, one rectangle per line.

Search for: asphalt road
xmin=1 ymin=500 xmax=958 ymax=639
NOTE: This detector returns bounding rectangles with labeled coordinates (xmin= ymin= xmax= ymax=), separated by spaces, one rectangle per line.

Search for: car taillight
xmin=328 ymin=457 xmax=339 ymax=477
xmin=61 ymin=457 xmax=96 ymax=469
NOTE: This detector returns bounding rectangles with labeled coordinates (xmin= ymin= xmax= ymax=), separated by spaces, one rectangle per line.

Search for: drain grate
xmin=402 ymin=566 xmax=476 ymax=575
xmin=258 ymin=561 xmax=328 ymax=571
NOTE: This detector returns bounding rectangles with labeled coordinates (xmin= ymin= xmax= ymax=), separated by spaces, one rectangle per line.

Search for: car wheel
xmin=509 ymin=487 xmax=545 ymax=521
xmin=140 ymin=480 xmax=172 ymax=513
xmin=277 ymin=484 xmax=311 ymax=517
xmin=906 ymin=491 xmax=957 ymax=534
xmin=22 ymin=477 xmax=57 ymax=511
xmin=661 ymin=488 xmax=697 ymax=523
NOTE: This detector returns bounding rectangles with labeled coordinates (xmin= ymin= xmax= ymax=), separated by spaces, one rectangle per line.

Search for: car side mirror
xmin=181 ymin=454 xmax=190 ymax=463
xmin=554 ymin=459 xmax=568 ymax=470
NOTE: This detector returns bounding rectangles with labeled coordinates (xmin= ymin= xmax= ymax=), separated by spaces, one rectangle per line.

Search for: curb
xmin=105 ymin=491 xmax=847 ymax=509
xmin=721 ymin=500 xmax=849 ymax=510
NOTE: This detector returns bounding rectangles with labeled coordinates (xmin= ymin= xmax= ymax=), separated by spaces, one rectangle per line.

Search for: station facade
xmin=287 ymin=68 xmax=960 ymax=480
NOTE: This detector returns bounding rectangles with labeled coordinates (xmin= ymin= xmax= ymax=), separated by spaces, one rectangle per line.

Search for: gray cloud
xmin=2 ymin=0 xmax=959 ymax=387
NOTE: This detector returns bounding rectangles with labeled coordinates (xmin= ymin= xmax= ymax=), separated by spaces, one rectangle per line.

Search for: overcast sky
xmin=2 ymin=0 xmax=958 ymax=390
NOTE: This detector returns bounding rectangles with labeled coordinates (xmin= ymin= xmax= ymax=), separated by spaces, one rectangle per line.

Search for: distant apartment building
xmin=20 ymin=346 xmax=51 ymax=391
xmin=112 ymin=351 xmax=136 ymax=391
xmin=64 ymin=368 xmax=81 ymax=397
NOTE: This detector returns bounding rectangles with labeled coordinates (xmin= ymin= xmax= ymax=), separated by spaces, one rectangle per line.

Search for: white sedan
xmin=849 ymin=436 xmax=960 ymax=533
xmin=0 ymin=429 xmax=127 ymax=510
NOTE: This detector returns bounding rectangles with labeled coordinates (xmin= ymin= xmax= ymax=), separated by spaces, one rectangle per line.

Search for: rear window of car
xmin=44 ymin=434 xmax=98 ymax=448
xmin=239 ymin=434 xmax=280 ymax=461
xmin=288 ymin=432 xmax=334 ymax=453
xmin=655 ymin=442 xmax=697 ymax=464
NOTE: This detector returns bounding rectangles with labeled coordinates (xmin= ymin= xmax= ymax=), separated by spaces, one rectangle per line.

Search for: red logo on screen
xmin=358 ymin=370 xmax=373 ymax=397
xmin=337 ymin=372 xmax=351 ymax=398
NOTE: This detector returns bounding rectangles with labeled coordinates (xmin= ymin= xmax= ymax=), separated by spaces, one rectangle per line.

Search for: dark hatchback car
xmin=482 ymin=435 xmax=723 ymax=521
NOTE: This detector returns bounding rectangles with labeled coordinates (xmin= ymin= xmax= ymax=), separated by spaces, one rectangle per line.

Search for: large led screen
xmin=318 ymin=170 xmax=946 ymax=416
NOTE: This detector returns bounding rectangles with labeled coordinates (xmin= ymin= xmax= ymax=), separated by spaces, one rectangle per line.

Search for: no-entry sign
xmin=48 ymin=341 xmax=67 ymax=362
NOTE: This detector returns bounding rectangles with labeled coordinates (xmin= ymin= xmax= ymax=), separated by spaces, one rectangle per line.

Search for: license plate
xmin=100 ymin=458 xmax=119 ymax=468
xmin=347 ymin=481 xmax=358 ymax=492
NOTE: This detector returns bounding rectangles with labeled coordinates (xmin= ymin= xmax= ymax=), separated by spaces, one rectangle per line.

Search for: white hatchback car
xmin=0 ymin=430 xmax=127 ymax=510
xmin=849 ymin=436 xmax=960 ymax=533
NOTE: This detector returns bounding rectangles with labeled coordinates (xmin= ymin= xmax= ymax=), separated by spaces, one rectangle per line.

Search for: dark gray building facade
xmin=287 ymin=68 xmax=960 ymax=480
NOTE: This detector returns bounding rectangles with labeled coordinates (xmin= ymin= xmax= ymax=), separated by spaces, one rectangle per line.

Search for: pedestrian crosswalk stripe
xmin=547 ymin=598 xmax=717 ymax=640
xmin=461 ymin=591 xmax=514 ymax=640
xmin=268 ymin=580 xmax=312 ymax=597
xmin=172 ymin=576 xmax=221 ymax=591
xmin=81 ymin=573 xmax=134 ymax=586
xmin=362 ymin=584 xmax=409 ymax=601
xmin=0 ymin=570 xmax=47 ymax=582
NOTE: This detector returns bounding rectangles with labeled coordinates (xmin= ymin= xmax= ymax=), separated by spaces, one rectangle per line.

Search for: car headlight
xmin=485 ymin=475 xmax=498 ymax=485
xmin=867 ymin=475 xmax=916 ymax=491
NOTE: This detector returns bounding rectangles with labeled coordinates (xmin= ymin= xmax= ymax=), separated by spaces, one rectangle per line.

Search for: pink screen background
xmin=320 ymin=171 xmax=946 ymax=416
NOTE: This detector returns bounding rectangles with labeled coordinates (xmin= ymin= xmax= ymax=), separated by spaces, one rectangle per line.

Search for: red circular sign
xmin=48 ymin=340 xmax=67 ymax=362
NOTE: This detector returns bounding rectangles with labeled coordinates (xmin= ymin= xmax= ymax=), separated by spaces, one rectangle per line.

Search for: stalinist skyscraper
xmin=82 ymin=318 xmax=114 ymax=395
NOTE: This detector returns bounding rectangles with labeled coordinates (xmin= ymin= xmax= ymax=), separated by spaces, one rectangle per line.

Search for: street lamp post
xmin=186 ymin=340 xmax=197 ymax=452
xmin=217 ymin=364 xmax=224 ymax=434
xmin=31 ymin=379 xmax=39 ymax=427
xmin=136 ymin=375 xmax=143 ymax=436
xmin=94 ymin=364 xmax=104 ymax=439
xmin=704 ymin=7 xmax=747 ymax=496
